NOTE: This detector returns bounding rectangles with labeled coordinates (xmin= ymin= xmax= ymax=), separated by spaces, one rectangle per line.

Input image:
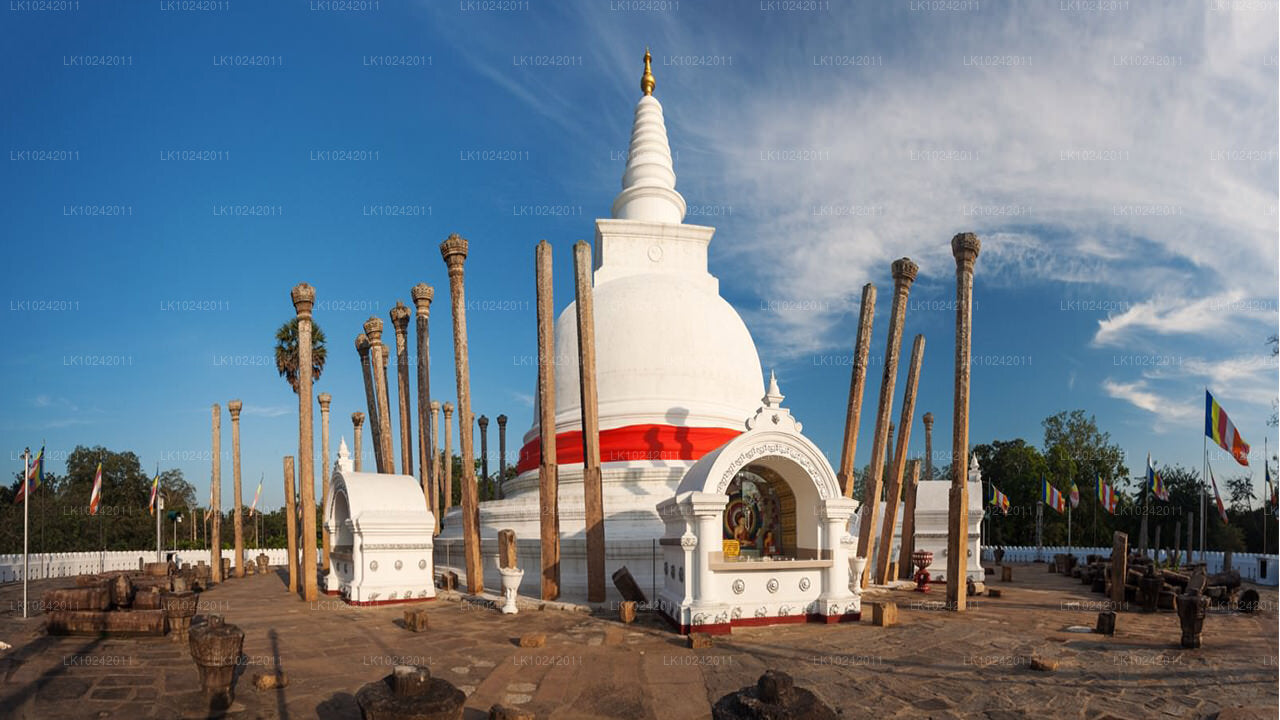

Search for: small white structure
xmin=656 ymin=374 xmax=860 ymax=633
xmin=324 ymin=439 xmax=436 ymax=605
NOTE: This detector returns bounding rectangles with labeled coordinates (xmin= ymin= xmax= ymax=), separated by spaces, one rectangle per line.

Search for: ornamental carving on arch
xmin=714 ymin=441 xmax=831 ymax=499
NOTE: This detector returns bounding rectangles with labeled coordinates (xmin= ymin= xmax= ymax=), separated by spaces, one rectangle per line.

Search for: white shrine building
xmin=435 ymin=54 xmax=983 ymax=631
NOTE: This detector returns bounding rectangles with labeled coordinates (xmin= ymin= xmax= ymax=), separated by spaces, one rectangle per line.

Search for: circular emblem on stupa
xmin=394 ymin=560 xmax=403 ymax=571
xmin=732 ymin=579 xmax=745 ymax=595
xmin=418 ymin=559 xmax=427 ymax=570
xmin=766 ymin=578 xmax=779 ymax=594
xmin=799 ymin=577 xmax=811 ymax=591
xmin=647 ymin=244 xmax=663 ymax=262
xmin=369 ymin=560 xmax=378 ymax=572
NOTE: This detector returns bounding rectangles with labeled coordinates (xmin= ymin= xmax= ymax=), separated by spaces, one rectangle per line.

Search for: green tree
xmin=274 ymin=317 xmax=328 ymax=393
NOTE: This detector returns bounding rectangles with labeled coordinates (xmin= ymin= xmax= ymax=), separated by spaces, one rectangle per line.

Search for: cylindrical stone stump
xmin=1001 ymin=566 xmax=1012 ymax=583
xmin=1176 ymin=592 xmax=1207 ymax=649
xmin=355 ymin=665 xmax=465 ymax=720
xmin=163 ymin=591 xmax=199 ymax=643
xmin=111 ymin=574 xmax=134 ymax=608
xmin=145 ymin=562 xmax=169 ymax=577
xmin=188 ymin=614 xmax=245 ymax=710
xmin=220 ymin=558 xmax=231 ymax=579
xmin=1140 ymin=575 xmax=1162 ymax=613
xmin=257 ymin=554 xmax=269 ymax=574
xmin=1096 ymin=611 xmax=1116 ymax=636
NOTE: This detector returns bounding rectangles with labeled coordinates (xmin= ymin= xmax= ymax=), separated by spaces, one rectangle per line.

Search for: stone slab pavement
xmin=0 ymin=563 xmax=1275 ymax=719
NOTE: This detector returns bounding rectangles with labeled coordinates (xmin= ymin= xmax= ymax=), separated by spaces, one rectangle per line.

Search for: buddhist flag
xmin=1042 ymin=476 xmax=1066 ymax=513
xmin=148 ymin=470 xmax=160 ymax=516
xmin=1096 ymin=475 xmax=1119 ymax=514
xmin=1205 ymin=390 xmax=1249 ymax=466
xmin=1068 ymin=479 xmax=1080 ymax=509
xmin=14 ymin=445 xmax=44 ymax=504
xmin=1267 ymin=462 xmax=1278 ymax=518
xmin=89 ymin=463 xmax=103 ymax=516
xmin=989 ymin=486 xmax=1011 ymax=514
xmin=1146 ymin=454 xmax=1169 ymax=501
xmin=1208 ymin=463 xmax=1229 ymax=525
xmin=249 ymin=478 xmax=263 ymax=517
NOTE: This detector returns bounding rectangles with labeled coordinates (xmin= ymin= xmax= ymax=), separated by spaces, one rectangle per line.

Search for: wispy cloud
xmin=243 ymin=405 xmax=292 ymax=418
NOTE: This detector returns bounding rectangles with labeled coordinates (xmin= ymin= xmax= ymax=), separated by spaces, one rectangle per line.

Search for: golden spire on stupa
xmin=641 ymin=47 xmax=655 ymax=97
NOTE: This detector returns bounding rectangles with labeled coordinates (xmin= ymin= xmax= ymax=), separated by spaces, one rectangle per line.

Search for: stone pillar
xmin=390 ymin=300 xmax=414 ymax=477
xmin=896 ymin=460 xmax=922 ymax=579
xmin=351 ymin=412 xmax=365 ymax=472
xmin=356 ymin=334 xmax=385 ymax=474
xmin=478 ymin=415 xmax=490 ymax=493
xmin=496 ymin=414 xmax=508 ymax=500
xmin=440 ymin=233 xmax=484 ymax=594
xmin=364 ymin=318 xmax=396 ymax=474
xmin=946 ymin=233 xmax=981 ymax=611
xmin=292 ymin=283 xmax=319 ymax=603
xmin=381 ymin=343 xmax=395 ymax=472
xmin=442 ymin=402 xmax=454 ymax=512
xmin=875 ymin=334 xmax=925 ymax=585
xmin=228 ymin=400 xmax=245 ymax=578
xmin=430 ymin=401 xmax=442 ymax=533
xmin=838 ymin=283 xmax=877 ymax=498
xmin=412 ymin=284 xmax=434 ymax=521
xmin=1111 ymin=531 xmax=1128 ymax=606
xmin=574 ymin=240 xmax=607 ymax=603
xmin=819 ymin=499 xmax=859 ymax=612
xmin=318 ymin=393 xmax=332 ymax=574
xmin=535 ymin=239 xmax=560 ymax=600
xmin=211 ymin=404 xmax=223 ymax=583
xmin=1174 ymin=516 xmax=1182 ymax=566
xmin=690 ymin=495 xmax=727 ymax=611
xmin=283 ymin=455 xmax=298 ymax=594
xmin=855 ymin=258 xmax=917 ymax=589
xmin=922 ymin=413 xmax=935 ymax=482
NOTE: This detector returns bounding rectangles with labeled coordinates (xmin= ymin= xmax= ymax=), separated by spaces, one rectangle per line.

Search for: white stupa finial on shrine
xmin=968 ymin=454 xmax=981 ymax=484
xmin=763 ymin=370 xmax=784 ymax=407
xmin=610 ymin=48 xmax=687 ymax=225
xmin=337 ymin=437 xmax=353 ymax=472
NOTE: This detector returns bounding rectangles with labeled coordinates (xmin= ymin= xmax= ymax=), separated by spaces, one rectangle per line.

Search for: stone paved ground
xmin=0 ymin=564 xmax=1276 ymax=719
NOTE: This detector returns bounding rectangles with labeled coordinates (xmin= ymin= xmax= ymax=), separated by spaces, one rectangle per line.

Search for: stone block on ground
xmin=611 ymin=565 xmax=647 ymax=604
xmin=404 ymin=608 xmax=430 ymax=632
xmin=619 ymin=600 xmax=637 ymax=624
xmin=518 ymin=632 xmax=546 ymax=648
xmin=42 ymin=586 xmax=111 ymax=613
xmin=987 ymin=588 xmax=1002 ymax=598
xmin=871 ymin=601 xmax=898 ymax=627
xmin=712 ymin=670 xmax=838 ymax=720
xmin=490 ymin=704 xmax=535 ymax=720
xmin=1030 ymin=655 xmax=1059 ymax=672
xmin=132 ymin=588 xmax=164 ymax=610
xmin=439 ymin=571 xmax=458 ymax=591
xmin=1096 ymin=611 xmax=1116 ymax=636
xmin=1001 ymin=566 xmax=1013 ymax=582
xmin=253 ymin=671 xmax=288 ymax=690
xmin=689 ymin=633 xmax=714 ymax=649
xmin=355 ymin=665 xmax=465 ymax=720
xmin=47 ymin=609 xmax=166 ymax=636
xmin=144 ymin=562 xmax=169 ymax=577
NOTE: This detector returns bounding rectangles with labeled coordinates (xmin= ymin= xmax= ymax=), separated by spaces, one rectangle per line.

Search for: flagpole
xmin=1201 ymin=433 xmax=1207 ymax=564
xmin=21 ymin=447 xmax=30 ymax=619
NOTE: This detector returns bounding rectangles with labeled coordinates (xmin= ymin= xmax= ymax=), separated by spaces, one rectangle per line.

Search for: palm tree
xmin=274 ymin=318 xmax=327 ymax=393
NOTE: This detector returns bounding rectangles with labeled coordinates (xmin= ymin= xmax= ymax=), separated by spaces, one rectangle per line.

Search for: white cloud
xmin=1101 ymin=378 xmax=1198 ymax=430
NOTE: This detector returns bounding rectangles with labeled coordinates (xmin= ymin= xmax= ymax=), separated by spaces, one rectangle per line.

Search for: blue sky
xmin=2 ymin=1 xmax=1276 ymax=513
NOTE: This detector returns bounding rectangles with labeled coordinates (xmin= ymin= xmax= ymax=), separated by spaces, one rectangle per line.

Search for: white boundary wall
xmin=0 ymin=548 xmax=289 ymax=583
xmin=983 ymin=546 xmax=1278 ymax=587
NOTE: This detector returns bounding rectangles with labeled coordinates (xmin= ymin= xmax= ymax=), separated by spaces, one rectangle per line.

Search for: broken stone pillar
xmin=351 ymin=412 xmax=365 ymax=472
xmin=228 ymin=399 xmax=244 ymax=579
xmin=574 ymin=240 xmax=607 ymax=603
xmin=1111 ymin=531 xmax=1128 ymax=607
xmin=355 ymin=665 xmax=465 ymax=720
xmin=188 ymin=614 xmax=245 ymax=711
xmin=442 ymin=402 xmax=454 ymax=513
xmin=876 ymin=334 xmax=925 ymax=585
xmin=498 ymin=529 xmax=517 ymax=570
xmin=283 ymin=455 xmax=298 ymax=594
xmin=838 ymin=283 xmax=877 ymax=498
xmin=391 ymin=300 xmax=414 ymax=477
xmin=356 ymin=333 xmax=385 ymax=473
xmin=293 ymin=283 xmax=319 ymax=603
xmin=535 ymin=239 xmax=561 ymax=601
xmin=211 ymin=403 xmax=223 ymax=584
xmin=365 ymin=318 xmax=396 ymax=474
xmin=497 ymin=528 xmax=524 ymax=614
xmin=412 ymin=284 xmax=435 ymax=521
xmin=946 ymin=233 xmax=981 ymax=611
xmin=896 ymin=459 xmax=922 ymax=580
xmin=163 ymin=590 xmax=198 ymax=643
xmin=318 ymin=393 xmax=332 ymax=574
xmin=1177 ymin=591 xmax=1207 ymax=648
xmin=712 ymin=670 xmax=838 ymax=720
xmin=440 ymin=233 xmax=483 ymax=594
xmin=856 ymin=258 xmax=917 ymax=589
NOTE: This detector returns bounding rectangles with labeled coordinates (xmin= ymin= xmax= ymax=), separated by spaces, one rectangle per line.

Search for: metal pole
xmin=156 ymin=494 xmax=164 ymax=562
xmin=1201 ymin=436 xmax=1207 ymax=563
xmin=22 ymin=447 xmax=30 ymax=619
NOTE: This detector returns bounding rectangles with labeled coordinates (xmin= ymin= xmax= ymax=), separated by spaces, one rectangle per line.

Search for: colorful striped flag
xmin=989 ymin=486 xmax=1011 ymax=514
xmin=1208 ymin=463 xmax=1229 ymax=525
xmin=89 ymin=462 xmax=103 ymax=516
xmin=1042 ymin=476 xmax=1066 ymax=513
xmin=1096 ymin=475 xmax=1119 ymax=514
xmin=1146 ymin=453 xmax=1169 ymax=501
xmin=249 ymin=477 xmax=263 ymax=517
xmin=148 ymin=470 xmax=160 ymax=516
xmin=1068 ymin=479 xmax=1080 ymax=509
xmin=14 ymin=446 xmax=44 ymax=504
xmin=1205 ymin=390 xmax=1250 ymax=466
xmin=1267 ymin=462 xmax=1277 ymax=518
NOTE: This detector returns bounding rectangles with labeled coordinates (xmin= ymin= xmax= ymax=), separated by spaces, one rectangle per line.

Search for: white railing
xmin=0 ymin=548 xmax=290 ymax=584
xmin=983 ymin=545 xmax=1278 ymax=587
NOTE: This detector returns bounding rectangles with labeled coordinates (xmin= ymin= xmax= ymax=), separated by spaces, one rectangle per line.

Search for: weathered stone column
xmin=896 ymin=459 xmax=922 ymax=579
xmin=496 ymin=414 xmax=508 ymax=500
xmin=228 ymin=400 xmax=245 ymax=579
xmin=922 ymin=412 xmax=934 ymax=482
xmin=364 ymin=318 xmax=396 ymax=474
xmin=390 ymin=300 xmax=414 ymax=477
xmin=855 ymin=258 xmax=917 ymax=589
xmin=535 ymin=239 xmax=561 ymax=600
xmin=574 ymin=240 xmax=607 ymax=603
xmin=380 ymin=342 xmax=395 ymax=471
xmin=839 ymin=283 xmax=877 ymax=498
xmin=318 ymin=393 xmax=332 ymax=574
xmin=351 ymin=412 xmax=365 ymax=472
xmin=412 ymin=284 xmax=434 ymax=519
xmin=478 ymin=415 xmax=490 ymax=495
xmin=356 ymin=334 xmax=385 ymax=474
xmin=440 ymin=233 xmax=484 ymax=594
xmin=211 ymin=404 xmax=223 ymax=583
xmin=283 ymin=455 xmax=298 ymax=593
xmin=946 ymin=233 xmax=981 ymax=611
xmin=442 ymin=402 xmax=454 ymax=512
xmin=430 ymin=400 xmax=441 ymax=533
xmin=292 ymin=283 xmax=319 ymax=602
xmin=875 ymin=334 xmax=925 ymax=585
